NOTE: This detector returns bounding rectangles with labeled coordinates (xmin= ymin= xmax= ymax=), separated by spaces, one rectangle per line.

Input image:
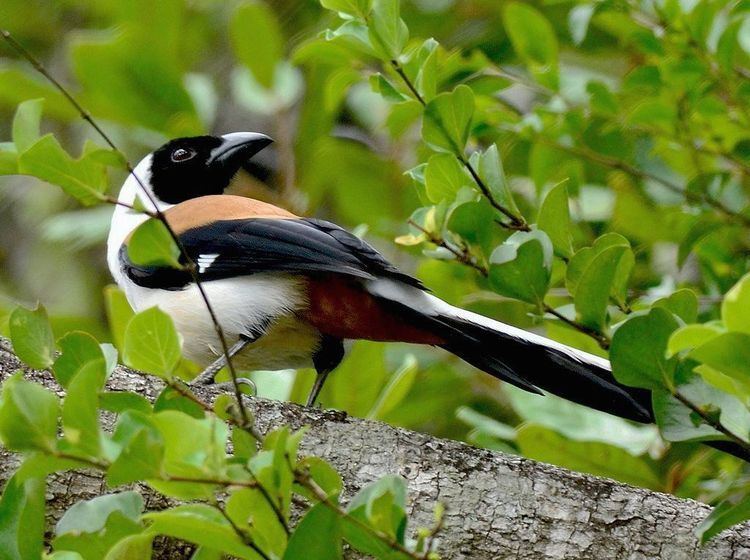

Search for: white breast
xmin=123 ymin=273 xmax=320 ymax=371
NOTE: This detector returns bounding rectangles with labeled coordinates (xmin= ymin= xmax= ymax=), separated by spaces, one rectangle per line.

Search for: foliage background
xmin=2 ymin=0 xmax=750 ymax=549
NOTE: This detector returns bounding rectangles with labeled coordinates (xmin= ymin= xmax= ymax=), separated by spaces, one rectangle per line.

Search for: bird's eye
xmin=171 ymin=147 xmax=196 ymax=162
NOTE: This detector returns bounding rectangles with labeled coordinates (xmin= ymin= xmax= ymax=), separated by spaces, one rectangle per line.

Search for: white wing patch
xmin=197 ymin=253 xmax=220 ymax=274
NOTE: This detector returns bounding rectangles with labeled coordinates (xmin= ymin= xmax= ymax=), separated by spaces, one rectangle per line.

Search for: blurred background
xmin=1 ymin=0 xmax=748 ymax=505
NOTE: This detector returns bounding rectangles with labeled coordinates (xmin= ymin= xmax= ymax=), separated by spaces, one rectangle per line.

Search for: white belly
xmin=123 ymin=273 xmax=320 ymax=371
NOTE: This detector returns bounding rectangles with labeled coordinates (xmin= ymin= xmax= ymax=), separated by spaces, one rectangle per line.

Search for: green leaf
xmin=722 ymin=272 xmax=750 ymax=334
xmin=368 ymin=354 xmax=418 ymax=419
xmin=231 ymin=426 xmax=258 ymax=461
xmin=566 ymin=233 xmax=632 ymax=304
xmin=107 ymin=427 xmax=164 ymax=487
xmin=370 ymin=73 xmax=407 ymax=103
xmin=422 ymin=84 xmax=475 ymax=154
xmin=17 ymin=134 xmax=108 ymax=206
xmin=295 ymin=457 xmax=343 ymax=500
xmin=667 ymin=324 xmax=723 ymax=357
xmin=46 ymin=552 xmax=84 ymax=560
xmin=696 ymin=498 xmax=750 ymax=544
xmin=62 ymin=360 xmax=106 ymax=456
xmin=344 ymin=475 xmax=407 ymax=555
xmin=652 ymin=375 xmax=750 ymax=443
xmin=320 ymin=0 xmax=372 ymax=17
xmin=104 ymin=285 xmax=135 ymax=353
xmin=424 ymin=153 xmax=470 ymax=203
xmin=122 ymin=307 xmax=182 ymax=378
xmin=516 ymin=425 xmax=661 ymax=490
xmin=456 ymin=406 xmax=517 ymax=442
xmin=446 ymin=196 xmax=495 ymax=255
xmin=283 ymin=502 xmax=342 ymax=560
xmin=688 ymin=332 xmax=750 ymax=383
xmin=0 ymin=474 xmax=45 ymax=560
xmin=610 ymin=308 xmax=679 ymax=391
xmin=574 ymin=245 xmax=627 ymax=331
xmin=53 ymin=511 xmax=142 ymax=559
xmin=99 ymin=392 xmax=152 ymax=415
xmin=154 ymin=386 xmax=205 ymax=419
xmin=145 ymin=505 xmax=263 ymax=559
xmin=231 ymin=1 xmax=284 ymax=89
xmin=505 ymin=386 xmax=659 ymax=455
xmin=488 ymin=230 xmax=553 ymax=305
xmin=226 ymin=487 xmax=287 ymax=556
xmin=537 ymin=183 xmax=574 ymax=259
xmin=9 ymin=304 xmax=56 ymax=369
xmin=56 ymin=492 xmax=143 ymax=536
xmin=53 ymin=331 xmax=106 ymax=388
xmin=368 ymin=0 xmax=409 ymax=60
xmin=413 ymin=38 xmax=439 ymax=102
xmin=15 ymin=453 xmax=89 ymax=484
xmin=0 ymin=373 xmax=59 ymax=452
xmin=12 ymin=98 xmax=44 ymax=153
xmin=147 ymin=411 xmax=228 ymax=498
xmin=469 ymin=144 xmax=520 ymax=216
xmin=652 ymin=289 xmax=699 ymax=324
xmin=103 ymin=533 xmax=154 ymax=560
xmin=126 ymin=219 xmax=182 ymax=269
xmin=503 ymin=2 xmax=559 ymax=89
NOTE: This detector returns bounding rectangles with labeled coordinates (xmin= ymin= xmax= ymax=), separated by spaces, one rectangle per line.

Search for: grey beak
xmin=207 ymin=132 xmax=273 ymax=170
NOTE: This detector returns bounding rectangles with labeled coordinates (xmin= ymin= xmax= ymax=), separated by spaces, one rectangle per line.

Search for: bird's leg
xmin=190 ymin=334 xmax=255 ymax=386
xmin=307 ymin=336 xmax=344 ymax=407
xmin=306 ymin=367 xmax=332 ymax=408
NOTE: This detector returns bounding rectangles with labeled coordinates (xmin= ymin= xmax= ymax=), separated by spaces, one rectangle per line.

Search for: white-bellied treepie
xmin=107 ymin=132 xmax=749 ymax=461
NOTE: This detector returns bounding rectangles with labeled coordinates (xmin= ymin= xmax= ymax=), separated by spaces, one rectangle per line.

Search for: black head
xmin=148 ymin=132 xmax=273 ymax=204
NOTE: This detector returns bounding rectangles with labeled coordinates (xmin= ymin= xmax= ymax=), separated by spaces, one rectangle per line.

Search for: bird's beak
xmin=208 ymin=132 xmax=273 ymax=172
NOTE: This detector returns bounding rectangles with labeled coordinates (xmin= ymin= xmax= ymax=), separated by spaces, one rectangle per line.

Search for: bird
xmin=106 ymin=131 xmax=748 ymax=461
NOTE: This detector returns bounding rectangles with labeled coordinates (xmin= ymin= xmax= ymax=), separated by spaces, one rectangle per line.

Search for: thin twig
xmin=542 ymin=304 xmax=611 ymax=349
xmin=409 ymin=221 xmax=611 ymax=348
xmin=0 ymin=30 xmax=251 ymax=426
xmin=294 ymin=467 xmax=422 ymax=559
xmin=214 ymin=503 xmax=273 ymax=560
xmin=534 ymin=136 xmax=750 ymax=228
xmin=408 ymin=220 xmax=488 ymax=275
xmin=387 ymin=56 xmax=529 ymax=231
xmin=247 ymin=464 xmax=291 ymax=536
xmin=673 ymin=391 xmax=750 ymax=454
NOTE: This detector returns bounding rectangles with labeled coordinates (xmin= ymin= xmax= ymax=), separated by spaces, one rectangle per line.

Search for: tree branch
xmin=1 ymin=338 xmax=748 ymax=559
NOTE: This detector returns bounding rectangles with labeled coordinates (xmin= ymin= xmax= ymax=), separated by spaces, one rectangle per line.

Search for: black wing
xmin=120 ymin=217 xmax=424 ymax=290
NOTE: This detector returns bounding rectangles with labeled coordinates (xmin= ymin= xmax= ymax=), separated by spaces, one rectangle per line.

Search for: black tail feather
xmin=433 ymin=313 xmax=654 ymax=424
xmin=375 ymin=294 xmax=750 ymax=462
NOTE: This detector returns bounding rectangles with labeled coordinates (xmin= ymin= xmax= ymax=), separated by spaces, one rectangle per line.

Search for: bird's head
xmin=121 ymin=131 xmax=273 ymax=210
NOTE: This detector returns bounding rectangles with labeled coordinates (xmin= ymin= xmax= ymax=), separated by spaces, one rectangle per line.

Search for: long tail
xmin=367 ymin=279 xmax=750 ymax=461
xmin=368 ymin=279 xmax=653 ymax=422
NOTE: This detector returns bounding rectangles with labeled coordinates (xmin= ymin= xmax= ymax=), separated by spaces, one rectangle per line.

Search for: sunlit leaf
xmin=11 ymin=98 xmax=44 ymax=153
xmin=489 ymin=230 xmax=553 ymax=305
xmin=610 ymin=308 xmax=679 ymax=391
xmin=283 ymin=502 xmax=342 ymax=560
xmin=126 ymin=218 xmax=182 ymax=269
xmin=368 ymin=0 xmax=408 ymax=60
xmin=0 ymin=373 xmax=59 ymax=452
xmin=537 ymin=183 xmax=574 ymax=259
xmin=122 ymin=307 xmax=182 ymax=378
xmin=696 ymin=499 xmax=750 ymax=544
xmin=0 ymin=474 xmax=45 ymax=560
xmin=17 ymin=134 xmax=108 ymax=206
xmin=9 ymin=304 xmax=56 ymax=370
xmin=422 ymin=84 xmax=474 ymax=154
